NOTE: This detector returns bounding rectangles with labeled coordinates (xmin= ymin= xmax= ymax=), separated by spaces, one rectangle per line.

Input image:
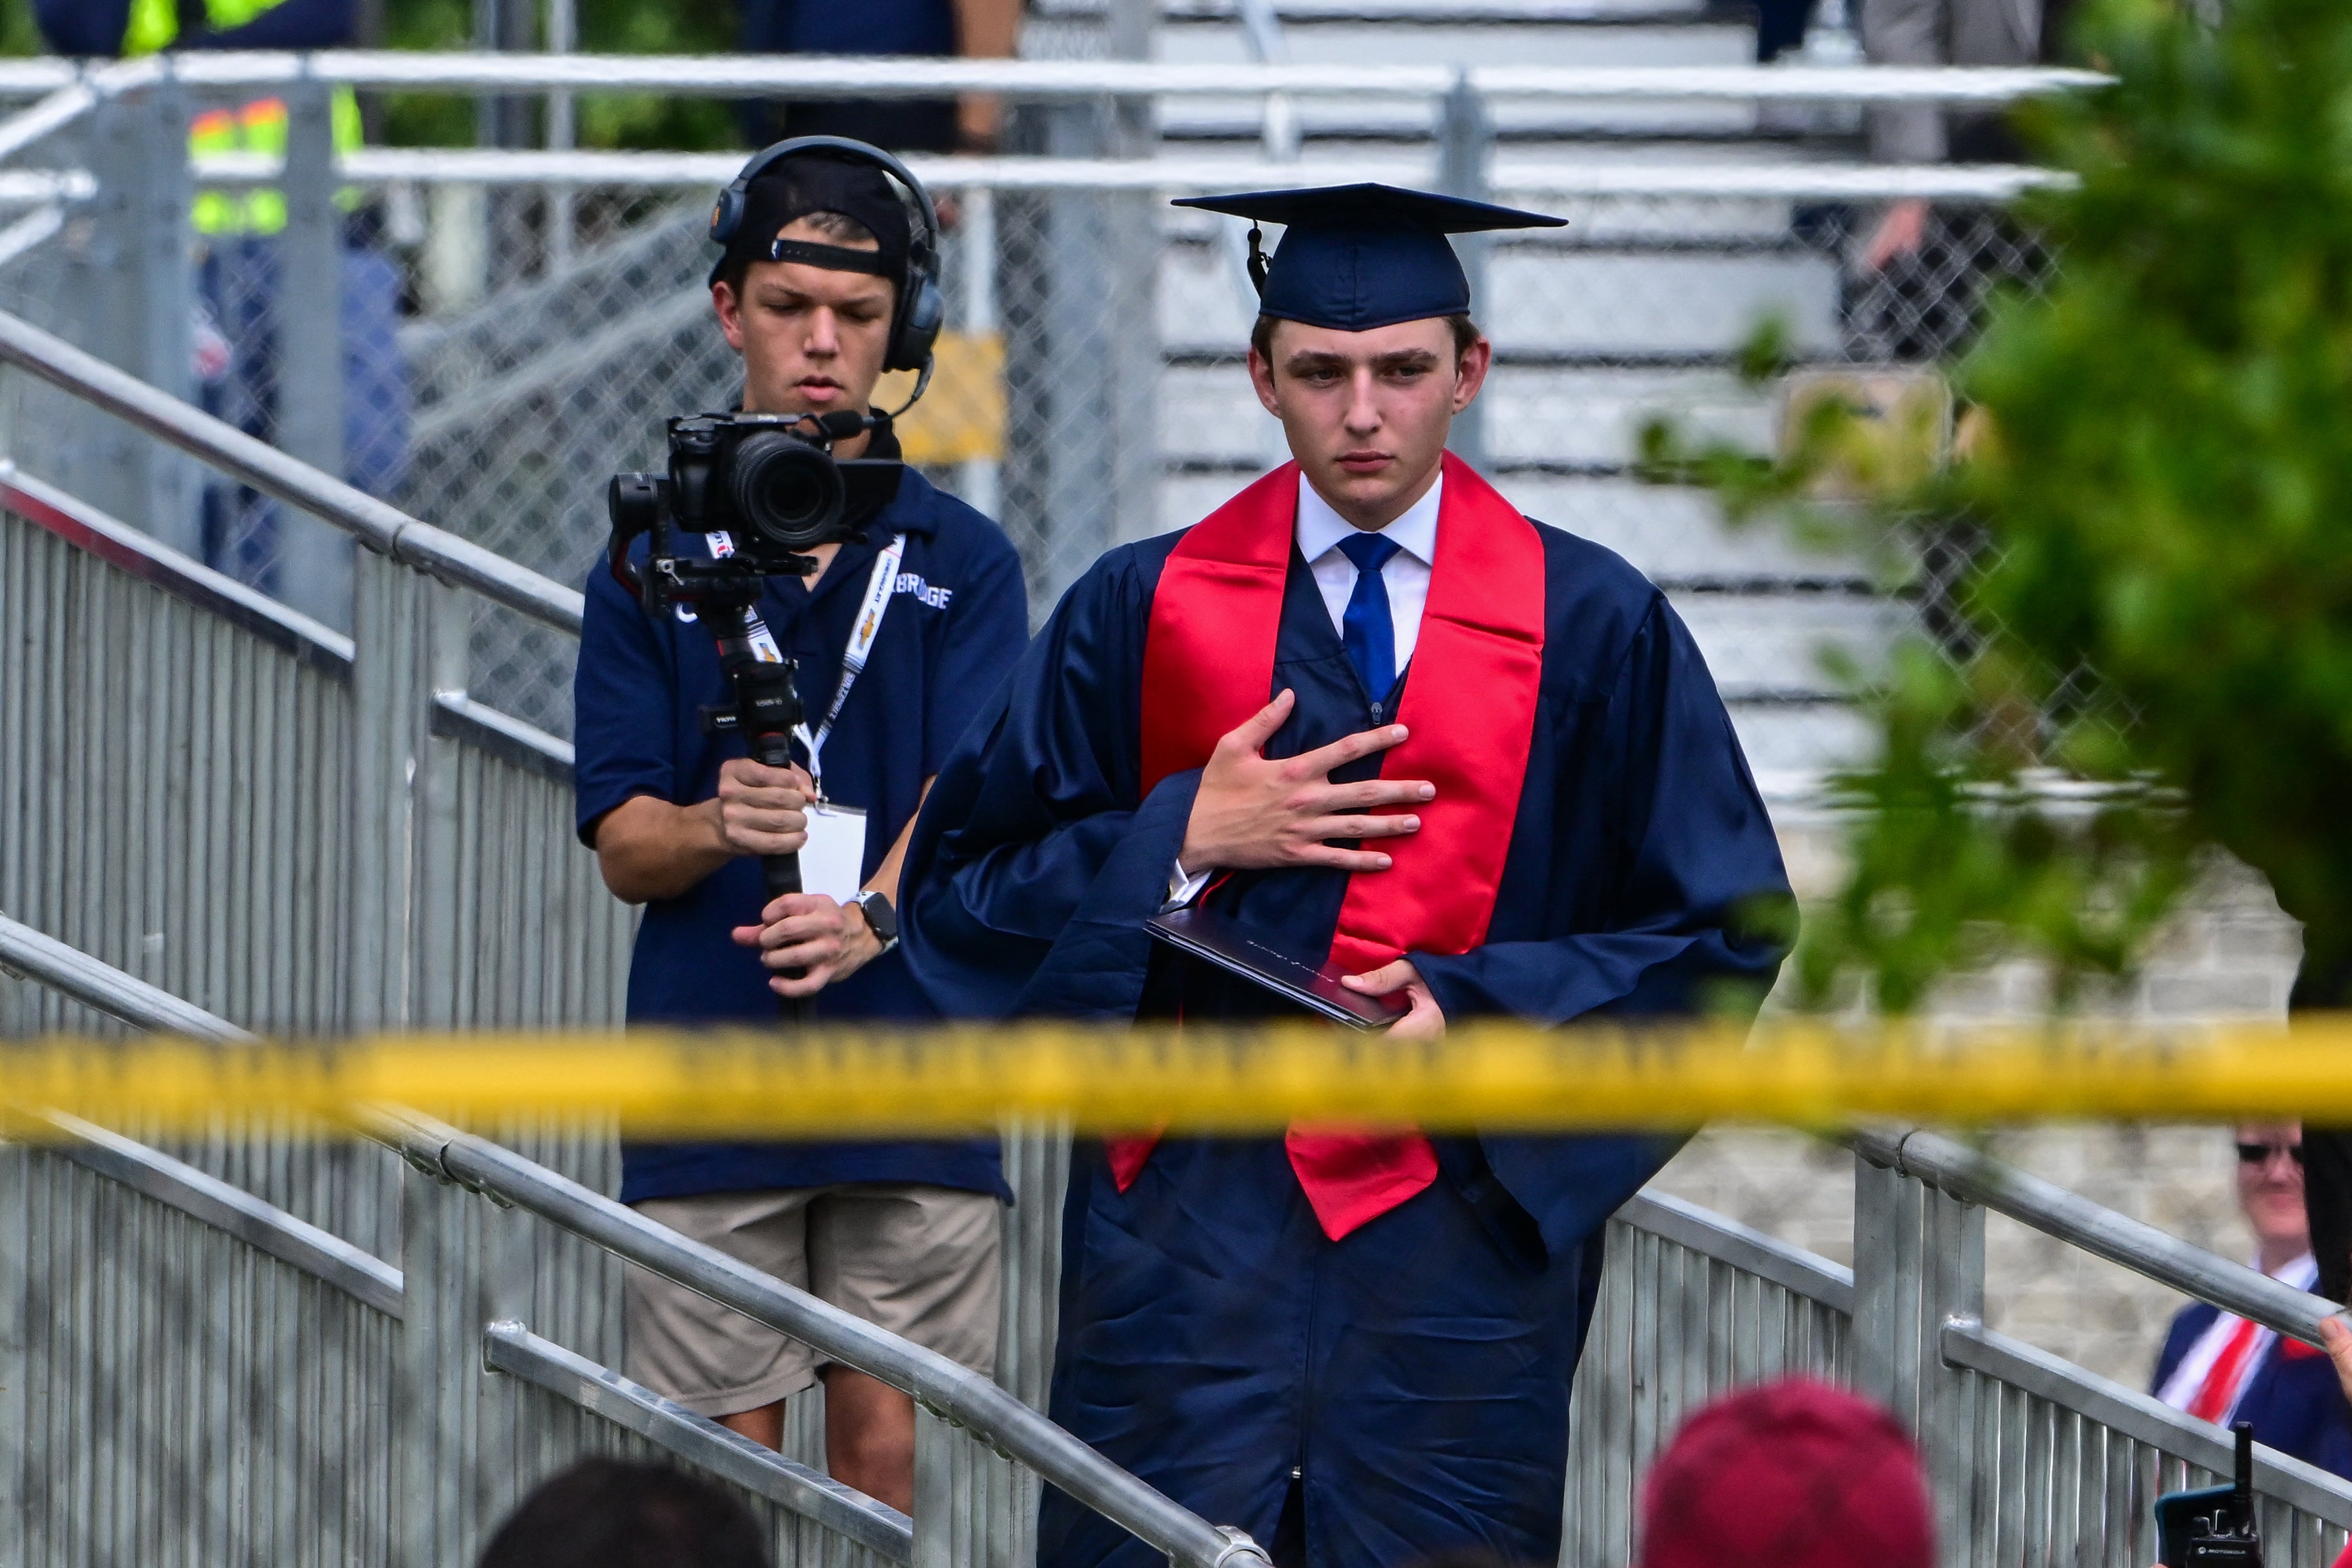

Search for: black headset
xmin=709 ymin=135 xmax=946 ymax=378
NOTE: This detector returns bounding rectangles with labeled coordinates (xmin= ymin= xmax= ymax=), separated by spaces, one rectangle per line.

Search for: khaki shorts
xmin=624 ymin=1183 xmax=1002 ymax=1418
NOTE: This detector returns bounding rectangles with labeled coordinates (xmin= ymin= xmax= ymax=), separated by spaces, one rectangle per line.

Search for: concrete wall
xmin=1655 ymin=814 xmax=2307 ymax=1388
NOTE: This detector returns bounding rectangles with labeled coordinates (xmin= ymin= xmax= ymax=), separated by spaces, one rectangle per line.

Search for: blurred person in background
xmin=575 ymin=140 xmax=1028 ymax=1514
xmin=1754 ymin=0 xmax=1821 ymax=60
xmin=32 ymin=0 xmax=409 ymax=599
xmin=739 ymin=0 xmax=1026 ymax=155
xmin=2167 ymin=1123 xmax=2352 ymax=1478
xmin=1856 ymin=0 xmax=2081 ymax=272
xmin=33 ymin=0 xmax=351 ymax=52
xmin=1636 ymin=1379 xmax=1935 ymax=1568
xmin=2154 ymin=1124 xmax=2348 ymax=1471
xmin=477 ymin=1459 xmax=771 ymax=1568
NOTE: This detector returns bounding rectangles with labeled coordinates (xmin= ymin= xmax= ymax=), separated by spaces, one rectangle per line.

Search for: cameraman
xmin=573 ymin=142 xmax=1028 ymax=1510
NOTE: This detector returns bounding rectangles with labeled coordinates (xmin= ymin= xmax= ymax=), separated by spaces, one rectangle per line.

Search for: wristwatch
xmin=852 ymin=890 xmax=899 ymax=955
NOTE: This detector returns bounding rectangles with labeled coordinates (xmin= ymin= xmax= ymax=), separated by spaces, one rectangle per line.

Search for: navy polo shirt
xmin=575 ymin=460 xmax=1028 ymax=1205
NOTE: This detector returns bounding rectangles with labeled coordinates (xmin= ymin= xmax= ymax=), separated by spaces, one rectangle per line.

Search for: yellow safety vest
xmin=125 ymin=0 xmax=363 ymax=237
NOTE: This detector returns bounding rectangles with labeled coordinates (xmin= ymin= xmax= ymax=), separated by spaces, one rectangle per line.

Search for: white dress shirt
xmin=1295 ymin=469 xmax=1439 ymax=675
xmin=1165 ymin=470 xmax=1444 ymax=907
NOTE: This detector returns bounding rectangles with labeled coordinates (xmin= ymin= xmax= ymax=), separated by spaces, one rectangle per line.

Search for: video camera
xmin=603 ymin=409 xmax=902 ymax=1021
xmin=605 ymin=409 xmax=902 ymax=605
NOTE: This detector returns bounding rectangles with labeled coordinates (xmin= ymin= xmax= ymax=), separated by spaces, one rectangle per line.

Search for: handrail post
xmin=0 ymin=1141 xmax=29 ymax=1564
xmin=1438 ymin=67 xmax=1492 ymax=472
xmin=954 ymin=184 xmax=1001 ymax=523
xmin=348 ymin=547 xmax=427 ymax=1032
xmin=913 ymin=1407 xmax=956 ymax=1568
xmin=75 ymin=79 xmax=198 ymax=552
xmin=396 ymin=1137 xmax=536 ymax=1566
xmin=1852 ymin=1141 xmax=1984 ymax=1567
xmin=276 ymin=72 xmax=352 ymax=631
xmin=137 ymin=72 xmax=199 ymax=557
xmin=913 ymin=1397 xmax=1025 ymax=1568
xmin=1108 ymin=0 xmax=1161 ymax=566
xmin=416 ymin=577 xmax=468 ymax=1028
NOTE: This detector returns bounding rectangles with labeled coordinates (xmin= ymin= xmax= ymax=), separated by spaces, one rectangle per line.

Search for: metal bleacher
xmin=0 ymin=14 xmax=2331 ymax=1568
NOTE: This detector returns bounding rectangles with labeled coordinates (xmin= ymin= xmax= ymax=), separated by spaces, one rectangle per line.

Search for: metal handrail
xmin=0 ymin=920 xmax=935 ymax=1548
xmin=1941 ymin=1320 xmax=2352 ymax=1521
xmin=0 ymin=63 xmax=85 ymax=96
xmin=2 ymin=907 xmax=1256 ymax=1567
xmin=184 ymin=146 xmax=2072 ymax=203
xmin=0 ymin=307 xmax=582 ymax=634
xmin=72 ymin=50 xmax=2107 ymax=104
xmin=32 ymin=1109 xmax=409 ymax=1317
xmin=0 ymin=171 xmax=92 ymax=208
xmin=14 ymin=902 xmax=2352 ymax=1547
xmin=0 ymin=914 xmax=403 ymax=1313
xmin=0 ymin=49 xmax=2107 ymax=176
xmin=1852 ymin=1124 xmax=2352 ymax=1348
xmin=0 ymin=914 xmax=256 ymax=1042
xmin=484 ymin=1323 xmax=918 ymax=1559
xmin=367 ymin=1104 xmax=1271 ymax=1568
xmin=1622 ymin=1188 xmax=1855 ymax=1312
xmin=1 ymin=461 xmax=357 ymax=673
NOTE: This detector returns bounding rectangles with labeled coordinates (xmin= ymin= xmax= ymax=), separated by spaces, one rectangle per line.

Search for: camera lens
xmin=730 ymin=430 xmax=847 ymax=552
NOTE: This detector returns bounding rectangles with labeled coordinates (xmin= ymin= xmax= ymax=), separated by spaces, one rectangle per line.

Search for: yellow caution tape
xmin=4 ymin=1018 xmax=2352 ymax=1137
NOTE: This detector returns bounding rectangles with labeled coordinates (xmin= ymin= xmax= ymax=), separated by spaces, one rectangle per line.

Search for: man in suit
xmin=1855 ymin=0 xmax=2076 ymax=268
xmin=2154 ymin=1122 xmax=2352 ymax=1478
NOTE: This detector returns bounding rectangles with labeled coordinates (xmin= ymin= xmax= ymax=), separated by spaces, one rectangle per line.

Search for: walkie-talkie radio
xmin=2157 ymin=1421 xmax=2262 ymax=1567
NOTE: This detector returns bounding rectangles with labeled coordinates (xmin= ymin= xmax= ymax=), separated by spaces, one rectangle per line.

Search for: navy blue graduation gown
xmin=901 ymin=512 xmax=1793 ymax=1568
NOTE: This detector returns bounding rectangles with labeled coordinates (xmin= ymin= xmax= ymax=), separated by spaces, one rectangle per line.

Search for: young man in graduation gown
xmin=894 ymin=183 xmax=1794 ymax=1568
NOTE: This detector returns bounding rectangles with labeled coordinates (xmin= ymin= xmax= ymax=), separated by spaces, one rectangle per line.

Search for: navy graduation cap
xmin=1174 ymin=183 xmax=1566 ymax=333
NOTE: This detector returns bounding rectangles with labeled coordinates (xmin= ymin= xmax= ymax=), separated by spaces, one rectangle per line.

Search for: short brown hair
xmin=1249 ymin=312 xmax=1481 ymax=367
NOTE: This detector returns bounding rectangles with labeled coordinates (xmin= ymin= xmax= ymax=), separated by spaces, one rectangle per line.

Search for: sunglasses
xmin=2237 ymin=1142 xmax=2306 ymax=1167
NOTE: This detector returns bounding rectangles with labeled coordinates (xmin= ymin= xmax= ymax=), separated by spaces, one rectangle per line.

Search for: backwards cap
xmin=1173 ymin=183 xmax=1565 ymax=332
xmin=710 ymin=150 xmax=914 ymax=290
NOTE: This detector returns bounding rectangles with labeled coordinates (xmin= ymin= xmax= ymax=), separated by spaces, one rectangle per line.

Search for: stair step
xmin=1724 ymin=703 xmax=1877 ymax=771
xmin=1150 ymin=17 xmax=1763 ymax=139
xmin=1155 ymin=239 xmax=1840 ymax=354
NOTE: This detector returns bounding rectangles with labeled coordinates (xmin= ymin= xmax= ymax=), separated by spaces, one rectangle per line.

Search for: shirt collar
xmin=1295 ymin=467 xmax=1442 ymax=567
xmin=2268 ymin=1252 xmax=2319 ymax=1289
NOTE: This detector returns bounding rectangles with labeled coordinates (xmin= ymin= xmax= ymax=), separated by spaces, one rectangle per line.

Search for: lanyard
xmin=795 ymin=533 xmax=906 ymax=796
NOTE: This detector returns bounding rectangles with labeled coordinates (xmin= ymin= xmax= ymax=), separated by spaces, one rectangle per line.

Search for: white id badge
xmin=800 ymin=801 xmax=869 ymax=903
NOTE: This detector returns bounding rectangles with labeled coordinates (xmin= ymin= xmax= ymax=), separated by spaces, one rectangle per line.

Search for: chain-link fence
xmin=371 ymin=170 xmax=1160 ymax=736
xmin=0 ymin=71 xmax=2063 ymax=756
xmin=390 ymin=180 xmax=2047 ymax=743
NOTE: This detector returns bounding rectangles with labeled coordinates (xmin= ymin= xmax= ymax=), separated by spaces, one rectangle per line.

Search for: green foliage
xmin=0 ymin=1 xmax=45 ymax=58
xmin=379 ymin=0 xmax=744 ymax=151
xmin=1651 ymin=0 xmax=2352 ymax=1009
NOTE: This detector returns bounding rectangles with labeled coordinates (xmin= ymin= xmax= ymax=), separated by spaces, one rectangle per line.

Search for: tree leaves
xmin=1665 ymin=0 xmax=2352 ymax=1007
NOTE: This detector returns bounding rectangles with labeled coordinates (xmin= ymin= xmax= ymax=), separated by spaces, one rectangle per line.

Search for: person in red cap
xmin=1638 ymin=1379 xmax=1936 ymax=1568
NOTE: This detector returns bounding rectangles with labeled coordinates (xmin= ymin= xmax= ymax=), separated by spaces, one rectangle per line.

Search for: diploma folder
xmin=1145 ymin=906 xmax=1410 ymax=1030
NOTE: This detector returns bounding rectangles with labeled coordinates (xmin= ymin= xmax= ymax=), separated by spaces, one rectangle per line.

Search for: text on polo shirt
xmin=894 ymin=572 xmax=954 ymax=610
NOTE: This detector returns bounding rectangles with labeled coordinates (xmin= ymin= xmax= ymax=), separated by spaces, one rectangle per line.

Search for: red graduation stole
xmin=1114 ymin=452 xmax=1547 ymax=1240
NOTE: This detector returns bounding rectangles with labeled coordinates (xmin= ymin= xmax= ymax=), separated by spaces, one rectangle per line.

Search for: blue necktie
xmin=1336 ymin=532 xmax=1403 ymax=708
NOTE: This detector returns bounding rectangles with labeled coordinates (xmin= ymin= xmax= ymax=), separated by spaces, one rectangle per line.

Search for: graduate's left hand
xmin=735 ymin=893 xmax=885 ymax=999
xmin=1342 ymin=959 xmax=1445 ymax=1040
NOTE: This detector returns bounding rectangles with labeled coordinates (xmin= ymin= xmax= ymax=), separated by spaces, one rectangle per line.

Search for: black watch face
xmin=861 ymin=893 xmax=898 ymax=942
